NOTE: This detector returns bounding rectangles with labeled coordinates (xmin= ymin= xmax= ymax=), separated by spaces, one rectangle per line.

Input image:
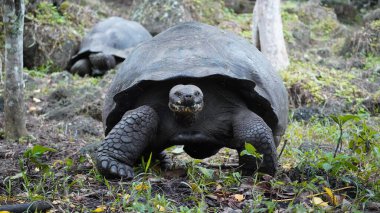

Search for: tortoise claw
xmin=97 ymin=156 xmax=134 ymax=180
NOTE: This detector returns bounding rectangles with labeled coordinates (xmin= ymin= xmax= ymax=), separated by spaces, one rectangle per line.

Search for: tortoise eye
xmin=174 ymin=92 xmax=181 ymax=97
xmin=194 ymin=91 xmax=200 ymax=96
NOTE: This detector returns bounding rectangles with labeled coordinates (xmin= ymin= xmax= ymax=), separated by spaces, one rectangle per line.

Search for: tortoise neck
xmin=174 ymin=112 xmax=197 ymax=127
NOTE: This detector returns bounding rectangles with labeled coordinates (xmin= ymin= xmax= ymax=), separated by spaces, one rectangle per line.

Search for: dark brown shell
xmin=69 ymin=17 xmax=152 ymax=66
xmin=104 ymin=22 xmax=288 ymax=142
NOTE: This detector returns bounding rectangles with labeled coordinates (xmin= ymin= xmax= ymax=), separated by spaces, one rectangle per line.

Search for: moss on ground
xmin=281 ymin=60 xmax=371 ymax=109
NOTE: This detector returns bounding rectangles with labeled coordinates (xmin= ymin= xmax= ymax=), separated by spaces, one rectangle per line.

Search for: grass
xmin=1 ymin=0 xmax=380 ymax=212
xmin=2 ymin=111 xmax=378 ymax=211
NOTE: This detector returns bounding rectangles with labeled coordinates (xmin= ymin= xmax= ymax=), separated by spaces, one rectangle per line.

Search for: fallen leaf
xmin=53 ymin=160 xmax=64 ymax=167
xmin=190 ymin=183 xmax=202 ymax=193
xmin=282 ymin=163 xmax=293 ymax=170
xmin=233 ymin=194 xmax=245 ymax=202
xmin=28 ymin=106 xmax=38 ymax=112
xmin=171 ymin=146 xmax=184 ymax=154
xmin=92 ymin=205 xmax=107 ymax=212
xmin=134 ymin=182 xmax=149 ymax=191
xmin=323 ymin=187 xmax=338 ymax=206
xmin=312 ymin=197 xmax=329 ymax=207
xmin=52 ymin=200 xmax=61 ymax=205
xmin=206 ymin=194 xmax=218 ymax=200
xmin=0 ymin=211 xmax=11 ymax=213
xmin=33 ymin=98 xmax=41 ymax=103
xmin=156 ymin=204 xmax=165 ymax=212
xmin=216 ymin=184 xmax=222 ymax=191
xmin=123 ymin=194 xmax=130 ymax=201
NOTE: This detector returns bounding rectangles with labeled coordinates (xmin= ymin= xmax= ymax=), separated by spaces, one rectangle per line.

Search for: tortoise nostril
xmin=185 ymin=94 xmax=193 ymax=98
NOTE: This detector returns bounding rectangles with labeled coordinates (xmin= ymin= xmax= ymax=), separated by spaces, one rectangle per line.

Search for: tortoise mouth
xmin=169 ymin=102 xmax=203 ymax=114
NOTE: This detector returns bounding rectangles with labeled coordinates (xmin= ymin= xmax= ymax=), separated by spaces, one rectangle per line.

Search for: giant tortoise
xmin=96 ymin=22 xmax=288 ymax=179
xmin=68 ymin=17 xmax=152 ymax=76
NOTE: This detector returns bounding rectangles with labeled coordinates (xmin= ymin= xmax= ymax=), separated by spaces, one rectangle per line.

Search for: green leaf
xmin=24 ymin=145 xmax=57 ymax=158
xmin=241 ymin=143 xmax=263 ymax=159
xmin=32 ymin=145 xmax=56 ymax=155
xmin=339 ymin=114 xmax=360 ymax=124
xmin=195 ymin=166 xmax=214 ymax=179
xmin=145 ymin=152 xmax=152 ymax=173
xmin=240 ymin=150 xmax=251 ymax=156
xmin=322 ymin=163 xmax=332 ymax=171
xmin=330 ymin=114 xmax=359 ymax=126
xmin=65 ymin=158 xmax=73 ymax=167
xmin=330 ymin=115 xmax=340 ymax=124
xmin=244 ymin=143 xmax=256 ymax=154
xmin=171 ymin=146 xmax=184 ymax=154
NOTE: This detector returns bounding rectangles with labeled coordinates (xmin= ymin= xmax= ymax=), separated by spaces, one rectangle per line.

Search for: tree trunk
xmin=3 ymin=0 xmax=28 ymax=140
xmin=252 ymin=1 xmax=260 ymax=50
xmin=251 ymin=0 xmax=290 ymax=71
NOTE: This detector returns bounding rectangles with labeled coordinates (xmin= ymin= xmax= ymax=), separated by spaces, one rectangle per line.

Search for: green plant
xmin=241 ymin=143 xmax=263 ymax=159
xmin=240 ymin=143 xmax=263 ymax=172
xmin=34 ymin=2 xmax=66 ymax=25
xmin=349 ymin=121 xmax=380 ymax=154
xmin=330 ymin=114 xmax=359 ymax=157
xmin=23 ymin=145 xmax=57 ymax=172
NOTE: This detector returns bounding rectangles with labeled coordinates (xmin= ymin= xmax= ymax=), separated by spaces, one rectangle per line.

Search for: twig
xmin=199 ymin=162 xmax=239 ymax=169
xmin=273 ymin=186 xmax=354 ymax=202
xmin=0 ymin=201 xmax=52 ymax=213
xmin=278 ymin=139 xmax=288 ymax=160
xmin=334 ymin=126 xmax=343 ymax=157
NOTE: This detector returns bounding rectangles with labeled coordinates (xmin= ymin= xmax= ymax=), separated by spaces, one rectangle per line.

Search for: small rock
xmin=66 ymin=115 xmax=103 ymax=137
xmin=221 ymin=207 xmax=242 ymax=213
xmin=50 ymin=71 xmax=73 ymax=85
xmin=364 ymin=8 xmax=380 ymax=23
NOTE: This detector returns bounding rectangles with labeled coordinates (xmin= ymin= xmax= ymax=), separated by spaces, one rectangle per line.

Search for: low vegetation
xmin=0 ymin=0 xmax=379 ymax=212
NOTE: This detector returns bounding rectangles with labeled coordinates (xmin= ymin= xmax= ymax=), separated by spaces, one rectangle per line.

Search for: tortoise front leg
xmin=70 ymin=58 xmax=91 ymax=76
xmin=232 ymin=110 xmax=278 ymax=176
xmin=89 ymin=52 xmax=116 ymax=76
xmin=96 ymin=105 xmax=158 ymax=179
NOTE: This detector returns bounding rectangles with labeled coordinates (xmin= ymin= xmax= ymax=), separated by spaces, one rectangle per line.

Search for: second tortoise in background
xmin=96 ymin=21 xmax=289 ymax=179
xmin=68 ymin=17 xmax=152 ymax=77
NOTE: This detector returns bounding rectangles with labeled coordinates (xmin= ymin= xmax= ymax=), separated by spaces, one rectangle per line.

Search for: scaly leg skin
xmin=89 ymin=52 xmax=116 ymax=76
xmin=232 ymin=110 xmax=278 ymax=176
xmin=96 ymin=105 xmax=158 ymax=179
xmin=70 ymin=58 xmax=91 ymax=77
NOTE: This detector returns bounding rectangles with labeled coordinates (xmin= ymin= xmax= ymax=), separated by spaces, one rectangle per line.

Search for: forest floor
xmin=1 ymin=0 xmax=380 ymax=212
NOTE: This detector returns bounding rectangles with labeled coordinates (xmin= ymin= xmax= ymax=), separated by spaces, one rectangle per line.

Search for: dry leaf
xmin=206 ymin=194 xmax=218 ymax=200
xmin=190 ymin=183 xmax=202 ymax=193
xmin=312 ymin=197 xmax=329 ymax=207
xmin=33 ymin=98 xmax=41 ymax=103
xmin=135 ymin=182 xmax=149 ymax=191
xmin=123 ymin=194 xmax=131 ymax=201
xmin=216 ymin=184 xmax=222 ymax=191
xmin=156 ymin=204 xmax=165 ymax=212
xmin=0 ymin=211 xmax=11 ymax=213
xmin=282 ymin=163 xmax=293 ymax=170
xmin=233 ymin=194 xmax=245 ymax=202
xmin=92 ymin=205 xmax=107 ymax=212
xmin=323 ymin=187 xmax=338 ymax=206
xmin=28 ymin=106 xmax=37 ymax=112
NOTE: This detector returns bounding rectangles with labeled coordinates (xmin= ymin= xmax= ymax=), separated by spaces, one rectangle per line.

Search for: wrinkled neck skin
xmin=174 ymin=112 xmax=197 ymax=127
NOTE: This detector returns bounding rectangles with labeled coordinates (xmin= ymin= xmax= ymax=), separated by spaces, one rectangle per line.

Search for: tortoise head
xmin=168 ymin=84 xmax=204 ymax=115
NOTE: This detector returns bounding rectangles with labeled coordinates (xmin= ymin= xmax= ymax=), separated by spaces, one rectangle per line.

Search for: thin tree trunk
xmin=0 ymin=54 xmax=3 ymax=83
xmin=251 ymin=0 xmax=290 ymax=71
xmin=3 ymin=0 xmax=28 ymax=140
xmin=251 ymin=2 xmax=260 ymax=50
